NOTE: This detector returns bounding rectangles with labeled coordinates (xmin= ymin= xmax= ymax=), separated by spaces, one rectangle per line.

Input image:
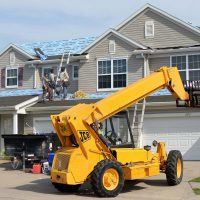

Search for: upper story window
xmin=73 ymin=65 xmax=79 ymax=80
xmin=145 ymin=21 xmax=154 ymax=38
xmin=9 ymin=52 xmax=15 ymax=65
xmin=98 ymin=58 xmax=127 ymax=90
xmin=171 ymin=54 xmax=200 ymax=81
xmin=109 ymin=40 xmax=115 ymax=54
xmin=6 ymin=67 xmax=18 ymax=88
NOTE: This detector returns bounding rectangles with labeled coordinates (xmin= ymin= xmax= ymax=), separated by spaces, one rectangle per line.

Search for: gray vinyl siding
xmin=0 ymin=48 xmax=34 ymax=90
xmin=79 ymin=35 xmax=144 ymax=93
xmin=118 ymin=9 xmax=200 ymax=48
xmin=149 ymin=57 xmax=170 ymax=73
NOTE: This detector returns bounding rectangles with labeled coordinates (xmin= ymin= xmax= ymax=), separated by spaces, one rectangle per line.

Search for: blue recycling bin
xmin=47 ymin=153 xmax=55 ymax=167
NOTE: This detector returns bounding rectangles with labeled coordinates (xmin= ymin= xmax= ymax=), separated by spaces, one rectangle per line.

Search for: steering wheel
xmin=105 ymin=130 xmax=122 ymax=145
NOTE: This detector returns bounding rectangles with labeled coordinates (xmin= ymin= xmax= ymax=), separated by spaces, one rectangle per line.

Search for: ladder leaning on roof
xmin=55 ymin=51 xmax=71 ymax=84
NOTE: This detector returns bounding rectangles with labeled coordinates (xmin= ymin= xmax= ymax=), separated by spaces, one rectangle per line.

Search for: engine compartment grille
xmin=54 ymin=153 xmax=70 ymax=171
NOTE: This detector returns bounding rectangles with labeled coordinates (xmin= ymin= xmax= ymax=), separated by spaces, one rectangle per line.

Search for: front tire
xmin=166 ymin=150 xmax=183 ymax=186
xmin=52 ymin=182 xmax=80 ymax=193
xmin=91 ymin=159 xmax=124 ymax=197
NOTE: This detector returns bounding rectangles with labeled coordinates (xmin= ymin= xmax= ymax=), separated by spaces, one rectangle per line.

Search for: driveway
xmin=0 ymin=161 xmax=199 ymax=200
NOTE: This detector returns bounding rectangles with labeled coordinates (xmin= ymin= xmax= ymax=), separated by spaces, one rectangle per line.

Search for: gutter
xmin=133 ymin=46 xmax=200 ymax=55
xmin=25 ymin=54 xmax=89 ymax=65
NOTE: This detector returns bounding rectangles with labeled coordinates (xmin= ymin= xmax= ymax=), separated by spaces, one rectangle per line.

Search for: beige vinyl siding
xmin=0 ymin=48 xmax=34 ymax=89
xmin=79 ymin=35 xmax=143 ymax=93
xmin=149 ymin=57 xmax=170 ymax=73
xmin=118 ymin=9 xmax=200 ymax=48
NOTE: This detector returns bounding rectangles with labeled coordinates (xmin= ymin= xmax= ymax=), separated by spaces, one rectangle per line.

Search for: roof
xmin=80 ymin=29 xmax=147 ymax=54
xmin=116 ymin=3 xmax=200 ymax=36
xmin=30 ymin=99 xmax=99 ymax=108
xmin=0 ymin=95 xmax=38 ymax=107
xmin=18 ymin=37 xmax=97 ymax=57
xmin=0 ymin=89 xmax=42 ymax=97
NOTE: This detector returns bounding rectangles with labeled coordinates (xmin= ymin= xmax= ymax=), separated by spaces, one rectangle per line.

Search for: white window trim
xmin=5 ymin=67 xmax=18 ymax=88
xmin=72 ymin=65 xmax=79 ymax=80
xmin=170 ymin=53 xmax=200 ymax=80
xmin=145 ymin=21 xmax=154 ymax=38
xmin=109 ymin=40 xmax=116 ymax=54
xmin=97 ymin=57 xmax=128 ymax=92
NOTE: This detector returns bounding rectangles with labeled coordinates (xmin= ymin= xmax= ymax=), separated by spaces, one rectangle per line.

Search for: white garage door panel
xmin=143 ymin=116 xmax=200 ymax=160
xmin=34 ymin=118 xmax=54 ymax=134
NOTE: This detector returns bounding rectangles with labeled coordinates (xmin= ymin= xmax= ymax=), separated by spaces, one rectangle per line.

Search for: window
xmin=145 ymin=21 xmax=154 ymax=38
xmin=9 ymin=52 xmax=15 ymax=65
xmin=42 ymin=67 xmax=52 ymax=78
xmin=6 ymin=68 xmax=18 ymax=87
xmin=171 ymin=54 xmax=200 ymax=81
xmin=98 ymin=58 xmax=127 ymax=90
xmin=73 ymin=65 xmax=79 ymax=80
xmin=171 ymin=56 xmax=187 ymax=80
xmin=109 ymin=40 xmax=115 ymax=54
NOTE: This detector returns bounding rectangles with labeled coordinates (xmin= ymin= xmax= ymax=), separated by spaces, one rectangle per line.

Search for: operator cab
xmin=100 ymin=111 xmax=135 ymax=148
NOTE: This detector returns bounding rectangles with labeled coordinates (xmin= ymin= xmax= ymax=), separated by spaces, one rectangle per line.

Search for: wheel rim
xmin=176 ymin=158 xmax=182 ymax=178
xmin=103 ymin=168 xmax=119 ymax=191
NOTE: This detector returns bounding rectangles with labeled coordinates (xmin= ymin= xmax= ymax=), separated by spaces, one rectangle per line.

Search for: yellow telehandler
xmin=50 ymin=67 xmax=193 ymax=197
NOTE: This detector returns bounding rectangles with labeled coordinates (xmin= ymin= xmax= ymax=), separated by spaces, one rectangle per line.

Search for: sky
xmin=0 ymin=0 xmax=199 ymax=50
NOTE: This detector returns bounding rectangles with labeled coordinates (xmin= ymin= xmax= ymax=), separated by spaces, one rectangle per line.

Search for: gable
xmin=88 ymin=33 xmax=141 ymax=57
xmin=0 ymin=47 xmax=28 ymax=66
xmin=117 ymin=8 xmax=200 ymax=49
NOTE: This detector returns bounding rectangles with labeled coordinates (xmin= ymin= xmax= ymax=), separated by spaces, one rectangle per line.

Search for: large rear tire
xmin=166 ymin=150 xmax=183 ymax=186
xmin=91 ymin=159 xmax=124 ymax=197
xmin=52 ymin=182 xmax=80 ymax=193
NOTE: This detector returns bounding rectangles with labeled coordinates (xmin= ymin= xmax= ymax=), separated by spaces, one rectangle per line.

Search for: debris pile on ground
xmin=72 ymin=90 xmax=88 ymax=99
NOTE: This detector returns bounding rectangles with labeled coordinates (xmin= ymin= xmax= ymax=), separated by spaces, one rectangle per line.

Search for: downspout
xmin=34 ymin=65 xmax=37 ymax=89
xmin=137 ymin=53 xmax=150 ymax=148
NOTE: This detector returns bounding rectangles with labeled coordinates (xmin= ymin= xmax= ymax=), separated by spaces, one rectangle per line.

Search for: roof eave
xmin=133 ymin=46 xmax=200 ymax=55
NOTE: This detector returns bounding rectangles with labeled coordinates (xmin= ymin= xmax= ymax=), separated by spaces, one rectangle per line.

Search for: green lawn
xmin=190 ymin=177 xmax=200 ymax=183
xmin=193 ymin=188 xmax=200 ymax=195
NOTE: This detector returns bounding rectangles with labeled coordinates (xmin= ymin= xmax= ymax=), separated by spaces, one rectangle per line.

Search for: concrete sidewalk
xmin=0 ymin=160 xmax=199 ymax=200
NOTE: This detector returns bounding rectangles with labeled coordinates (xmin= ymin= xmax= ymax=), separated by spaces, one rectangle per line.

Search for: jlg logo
xmin=78 ymin=131 xmax=91 ymax=143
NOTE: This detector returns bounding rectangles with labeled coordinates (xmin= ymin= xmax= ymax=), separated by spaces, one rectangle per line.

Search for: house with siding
xmin=0 ymin=3 xmax=200 ymax=160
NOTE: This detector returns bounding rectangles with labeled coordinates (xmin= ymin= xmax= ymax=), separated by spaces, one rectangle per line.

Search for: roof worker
xmin=49 ymin=69 xmax=56 ymax=99
xmin=60 ymin=67 xmax=70 ymax=100
xmin=42 ymin=73 xmax=53 ymax=102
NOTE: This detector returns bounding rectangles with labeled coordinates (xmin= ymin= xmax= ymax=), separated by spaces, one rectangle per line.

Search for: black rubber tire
xmin=166 ymin=150 xmax=183 ymax=186
xmin=52 ymin=182 xmax=80 ymax=193
xmin=91 ymin=159 xmax=124 ymax=197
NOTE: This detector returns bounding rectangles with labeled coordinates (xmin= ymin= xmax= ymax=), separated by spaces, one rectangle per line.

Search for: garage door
xmin=143 ymin=115 xmax=200 ymax=160
xmin=34 ymin=117 xmax=54 ymax=134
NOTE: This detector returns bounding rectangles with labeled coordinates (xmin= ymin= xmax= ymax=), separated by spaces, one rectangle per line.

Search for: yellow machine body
xmin=50 ymin=67 xmax=188 ymax=186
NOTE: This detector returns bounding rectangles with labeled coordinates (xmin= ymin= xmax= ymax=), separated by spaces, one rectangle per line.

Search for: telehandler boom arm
xmin=50 ymin=67 xmax=189 ymax=196
xmin=51 ymin=67 xmax=189 ymax=147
